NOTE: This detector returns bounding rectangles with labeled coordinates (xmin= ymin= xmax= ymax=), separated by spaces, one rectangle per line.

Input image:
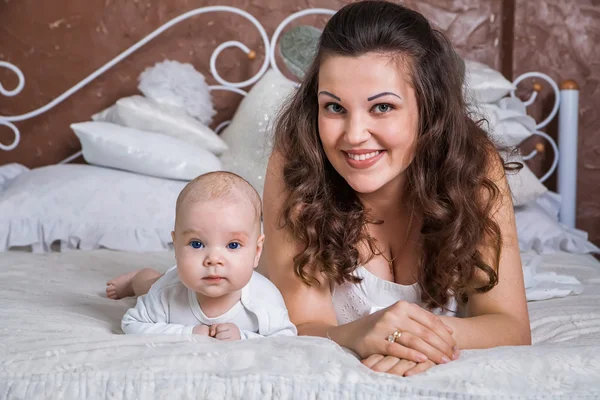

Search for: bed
xmin=1 ymin=5 xmax=599 ymax=399
xmin=0 ymin=250 xmax=599 ymax=398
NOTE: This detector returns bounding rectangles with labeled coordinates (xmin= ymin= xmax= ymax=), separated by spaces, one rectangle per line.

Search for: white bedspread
xmin=0 ymin=250 xmax=599 ymax=399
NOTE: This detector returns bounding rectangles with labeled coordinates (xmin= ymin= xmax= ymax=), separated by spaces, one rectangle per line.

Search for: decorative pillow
xmin=515 ymin=191 xmax=599 ymax=254
xmin=219 ymin=69 xmax=297 ymax=197
xmin=0 ymin=163 xmax=29 ymax=192
xmin=92 ymin=95 xmax=227 ymax=155
xmin=72 ymin=121 xmax=221 ymax=181
xmin=0 ymin=164 xmax=186 ymax=252
xmin=464 ymin=60 xmax=516 ymax=104
xmin=279 ymin=25 xmax=321 ymax=80
xmin=471 ymin=97 xmax=537 ymax=147
xmin=502 ymin=151 xmax=548 ymax=207
xmin=138 ymin=60 xmax=216 ymax=126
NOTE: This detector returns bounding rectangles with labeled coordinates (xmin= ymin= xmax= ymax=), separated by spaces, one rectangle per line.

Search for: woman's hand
xmin=361 ymin=354 xmax=417 ymax=376
xmin=362 ymin=354 xmax=437 ymax=376
xmin=346 ymin=300 xmax=459 ymax=364
xmin=403 ymin=359 xmax=437 ymax=376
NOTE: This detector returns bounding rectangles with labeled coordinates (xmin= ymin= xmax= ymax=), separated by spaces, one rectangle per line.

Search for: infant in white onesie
xmin=121 ymin=171 xmax=297 ymax=340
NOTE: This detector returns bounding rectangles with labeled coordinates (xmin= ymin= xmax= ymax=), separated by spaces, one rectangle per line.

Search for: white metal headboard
xmin=0 ymin=6 xmax=579 ymax=228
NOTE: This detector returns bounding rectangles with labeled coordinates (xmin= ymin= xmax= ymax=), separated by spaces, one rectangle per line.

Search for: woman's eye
xmin=227 ymin=242 xmax=241 ymax=250
xmin=326 ymin=103 xmax=344 ymax=113
xmin=189 ymin=241 xmax=204 ymax=249
xmin=373 ymin=104 xmax=393 ymax=113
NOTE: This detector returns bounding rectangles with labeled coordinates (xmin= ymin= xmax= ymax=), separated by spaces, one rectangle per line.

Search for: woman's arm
xmin=260 ymin=152 xmax=348 ymax=339
xmin=261 ymin=152 xmax=454 ymax=364
xmin=439 ymin=152 xmax=531 ymax=348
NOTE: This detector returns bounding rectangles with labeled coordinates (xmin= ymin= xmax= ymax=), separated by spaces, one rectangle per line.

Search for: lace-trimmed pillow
xmin=0 ymin=164 xmax=186 ymax=252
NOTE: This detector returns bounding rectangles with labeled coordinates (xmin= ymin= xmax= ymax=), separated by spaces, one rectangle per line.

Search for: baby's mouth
xmin=203 ymin=275 xmax=224 ymax=282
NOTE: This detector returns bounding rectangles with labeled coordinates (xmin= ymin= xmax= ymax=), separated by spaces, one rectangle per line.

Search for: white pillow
xmin=464 ymin=60 xmax=515 ymax=104
xmin=0 ymin=163 xmax=29 ymax=191
xmin=0 ymin=164 xmax=186 ymax=252
xmin=92 ymin=95 xmax=227 ymax=155
xmin=72 ymin=121 xmax=221 ymax=181
xmin=502 ymin=152 xmax=548 ymax=207
xmin=219 ymin=69 xmax=297 ymax=197
xmin=515 ymin=192 xmax=599 ymax=254
xmin=470 ymin=97 xmax=536 ymax=147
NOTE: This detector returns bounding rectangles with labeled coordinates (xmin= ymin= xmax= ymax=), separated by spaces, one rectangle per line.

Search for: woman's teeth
xmin=347 ymin=151 xmax=381 ymax=161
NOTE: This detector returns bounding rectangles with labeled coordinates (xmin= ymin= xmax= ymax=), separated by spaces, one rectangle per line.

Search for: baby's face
xmin=172 ymin=198 xmax=263 ymax=299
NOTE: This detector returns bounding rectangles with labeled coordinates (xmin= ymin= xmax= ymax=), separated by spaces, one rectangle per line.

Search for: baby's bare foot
xmin=106 ymin=271 xmax=138 ymax=299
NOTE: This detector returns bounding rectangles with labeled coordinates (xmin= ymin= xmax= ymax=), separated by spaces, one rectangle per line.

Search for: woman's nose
xmin=344 ymin=114 xmax=371 ymax=145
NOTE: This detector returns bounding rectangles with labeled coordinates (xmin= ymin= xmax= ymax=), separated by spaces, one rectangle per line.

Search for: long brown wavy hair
xmin=273 ymin=0 xmax=511 ymax=309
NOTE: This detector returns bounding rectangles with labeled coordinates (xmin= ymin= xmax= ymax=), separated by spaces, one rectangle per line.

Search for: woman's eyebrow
xmin=318 ymin=91 xmax=341 ymax=101
xmin=367 ymin=92 xmax=402 ymax=101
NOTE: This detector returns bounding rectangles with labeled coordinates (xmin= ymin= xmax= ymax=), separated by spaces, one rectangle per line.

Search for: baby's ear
xmin=171 ymin=231 xmax=176 ymax=244
xmin=254 ymin=234 xmax=265 ymax=269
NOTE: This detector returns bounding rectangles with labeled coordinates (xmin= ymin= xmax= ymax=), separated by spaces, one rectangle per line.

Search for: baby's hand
xmin=192 ymin=325 xmax=210 ymax=336
xmin=209 ymin=323 xmax=241 ymax=341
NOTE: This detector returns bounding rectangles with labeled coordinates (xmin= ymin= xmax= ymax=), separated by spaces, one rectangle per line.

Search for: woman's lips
xmin=343 ymin=150 xmax=385 ymax=169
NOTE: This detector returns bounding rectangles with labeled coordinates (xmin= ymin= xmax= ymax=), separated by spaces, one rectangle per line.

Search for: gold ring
xmin=387 ymin=330 xmax=402 ymax=343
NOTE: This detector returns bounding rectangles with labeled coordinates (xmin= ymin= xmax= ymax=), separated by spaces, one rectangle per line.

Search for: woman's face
xmin=317 ymin=53 xmax=419 ymax=195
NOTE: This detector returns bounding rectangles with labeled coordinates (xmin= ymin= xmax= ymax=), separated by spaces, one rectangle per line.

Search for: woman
xmin=107 ymin=0 xmax=530 ymax=377
xmin=261 ymin=0 xmax=530 ymax=376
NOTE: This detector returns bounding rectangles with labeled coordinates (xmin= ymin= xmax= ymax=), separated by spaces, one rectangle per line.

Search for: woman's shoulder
xmin=263 ymin=150 xmax=286 ymax=194
xmin=262 ymin=150 xmax=304 ymax=252
xmin=263 ymin=151 xmax=287 ymax=214
xmin=482 ymin=145 xmax=512 ymax=201
xmin=475 ymin=142 xmax=505 ymax=175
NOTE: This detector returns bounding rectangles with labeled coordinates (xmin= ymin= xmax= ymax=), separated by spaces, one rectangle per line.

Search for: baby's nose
xmin=203 ymin=249 xmax=224 ymax=266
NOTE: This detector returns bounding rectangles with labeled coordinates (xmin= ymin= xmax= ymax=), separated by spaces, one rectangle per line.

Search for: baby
xmin=112 ymin=171 xmax=297 ymax=340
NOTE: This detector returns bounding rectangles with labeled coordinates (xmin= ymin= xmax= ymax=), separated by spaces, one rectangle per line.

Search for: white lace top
xmin=332 ymin=266 xmax=457 ymax=324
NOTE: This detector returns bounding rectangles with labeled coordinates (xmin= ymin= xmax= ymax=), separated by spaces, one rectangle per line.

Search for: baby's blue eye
xmin=227 ymin=242 xmax=241 ymax=250
xmin=189 ymin=241 xmax=204 ymax=249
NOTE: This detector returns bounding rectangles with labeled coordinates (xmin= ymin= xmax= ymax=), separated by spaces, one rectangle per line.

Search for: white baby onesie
xmin=122 ymin=266 xmax=297 ymax=339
